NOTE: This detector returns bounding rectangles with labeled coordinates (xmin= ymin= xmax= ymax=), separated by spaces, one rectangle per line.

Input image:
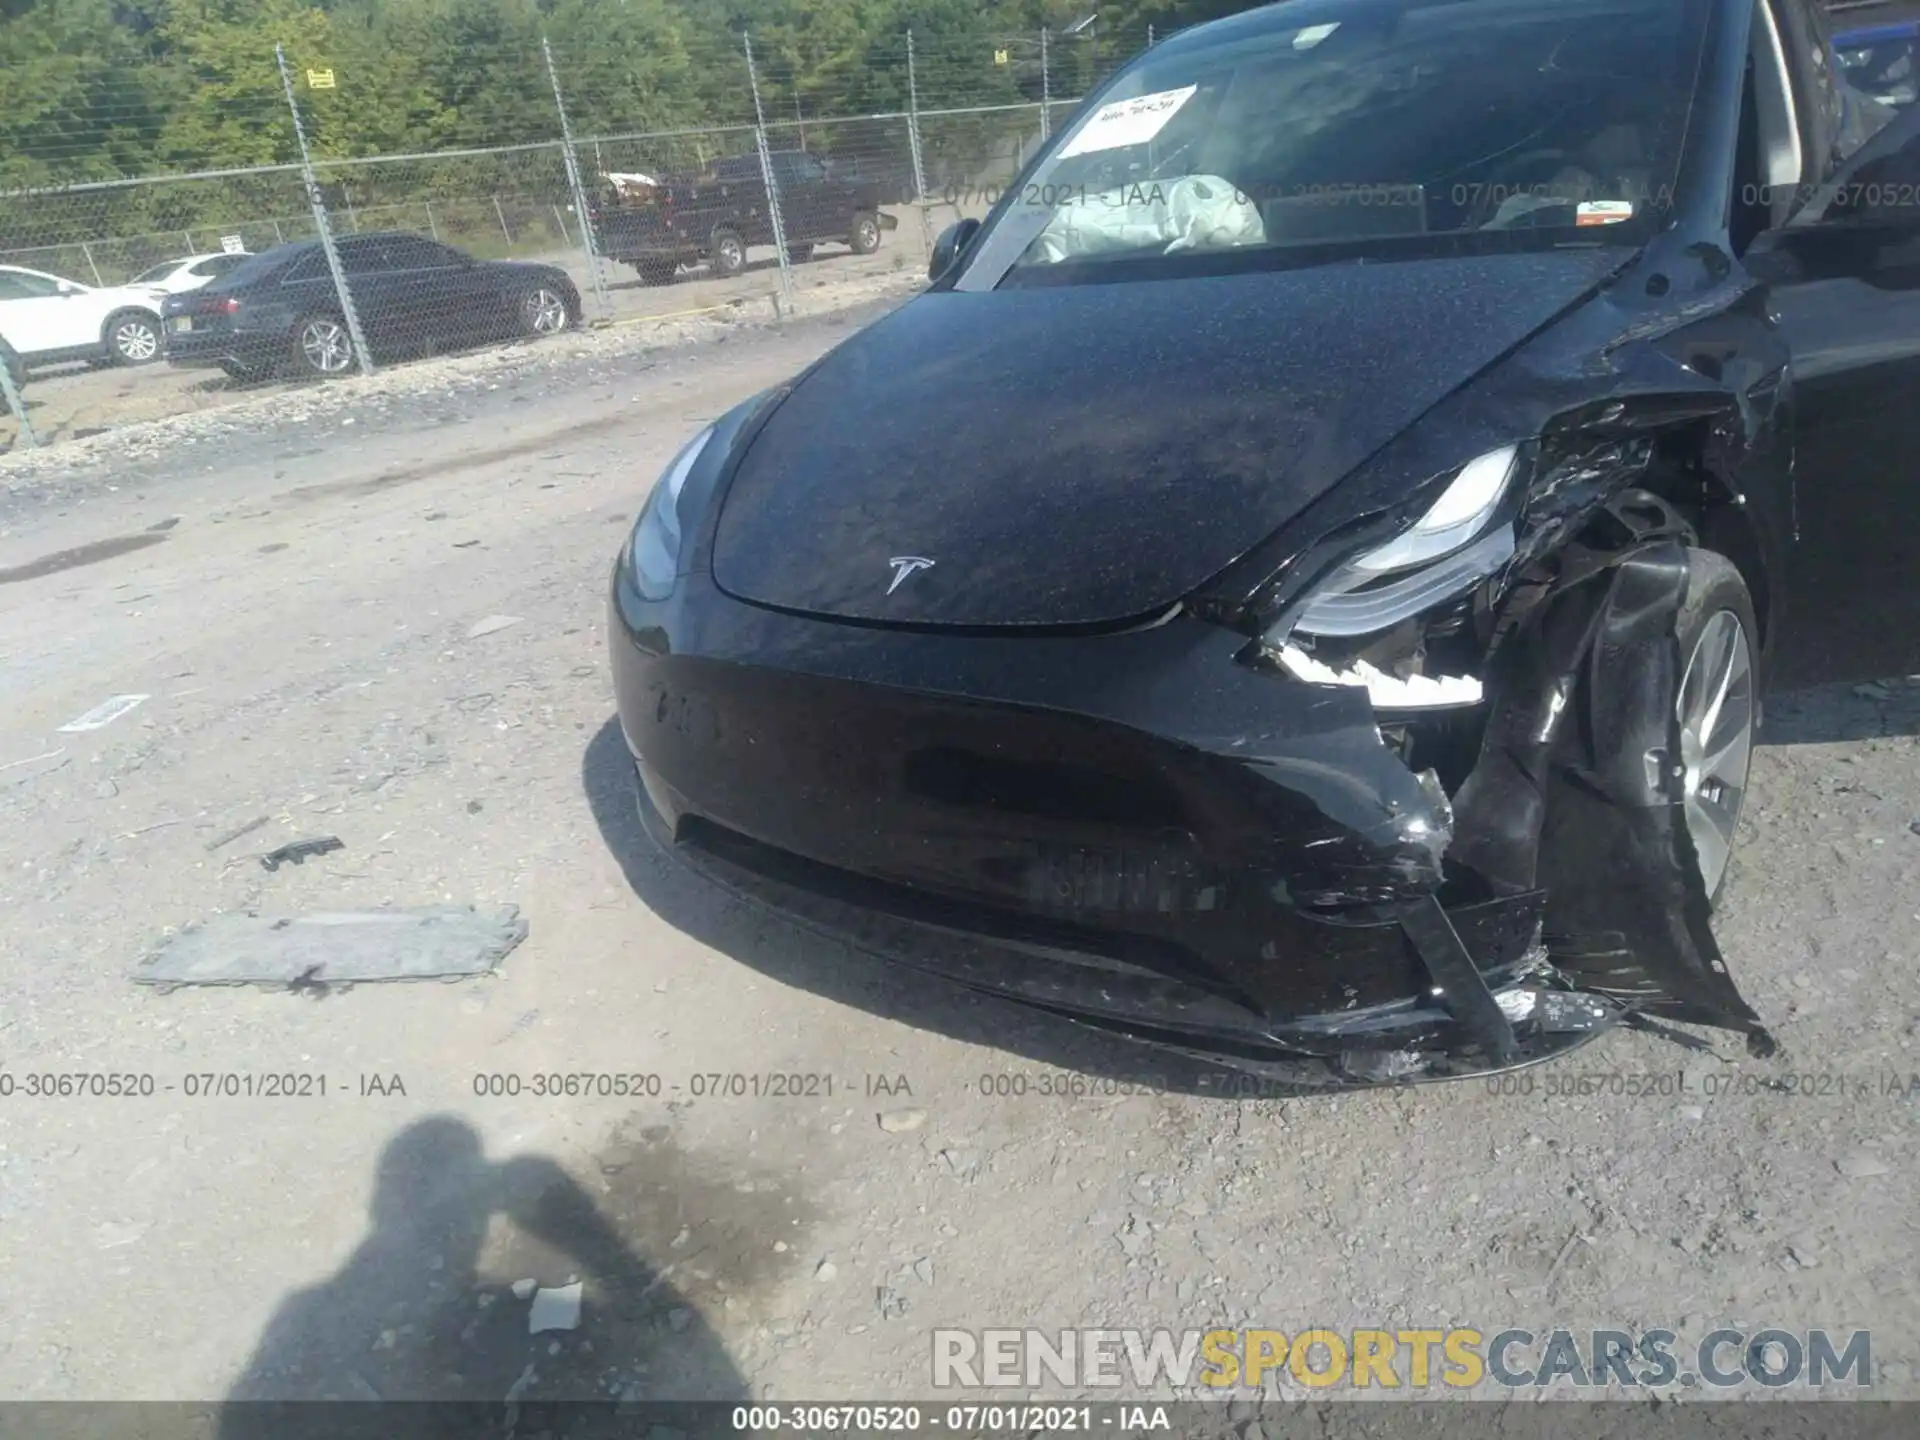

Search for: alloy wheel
xmin=855 ymin=217 xmax=880 ymax=250
xmin=524 ymin=288 xmax=568 ymax=335
xmin=1675 ymin=608 xmax=1755 ymax=897
xmin=114 ymin=318 xmax=159 ymax=363
xmin=301 ymin=318 xmax=354 ymax=375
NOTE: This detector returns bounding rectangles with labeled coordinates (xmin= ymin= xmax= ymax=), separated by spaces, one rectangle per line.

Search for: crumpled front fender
xmin=1451 ymin=533 xmax=1772 ymax=1053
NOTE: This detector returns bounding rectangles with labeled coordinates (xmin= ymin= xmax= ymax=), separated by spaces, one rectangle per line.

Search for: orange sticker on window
xmin=1576 ymin=200 xmax=1635 ymax=226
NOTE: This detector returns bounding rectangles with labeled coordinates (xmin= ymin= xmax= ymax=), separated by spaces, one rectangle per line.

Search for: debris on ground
xmin=57 ymin=694 xmax=149 ymax=733
xmin=259 ymin=836 xmax=345 ymax=871
xmin=528 ymin=1281 xmax=583 ymax=1334
xmin=132 ymin=904 xmax=528 ymax=987
xmin=466 ymin=614 xmax=523 ymax=639
xmin=205 ymin=814 xmax=270 ymax=852
xmin=876 ymin=1108 xmax=926 ymax=1134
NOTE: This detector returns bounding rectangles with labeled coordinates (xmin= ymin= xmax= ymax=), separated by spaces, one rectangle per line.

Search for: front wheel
xmin=106 ymin=310 xmax=162 ymax=366
xmin=518 ymin=285 xmax=570 ymax=337
xmin=292 ymin=313 xmax=356 ymax=378
xmin=1673 ymin=549 xmax=1759 ymax=907
xmin=848 ymin=212 xmax=883 ymax=254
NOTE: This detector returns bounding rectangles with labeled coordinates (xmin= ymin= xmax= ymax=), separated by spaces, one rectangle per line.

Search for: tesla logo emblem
xmin=886 ymin=556 xmax=934 ymax=594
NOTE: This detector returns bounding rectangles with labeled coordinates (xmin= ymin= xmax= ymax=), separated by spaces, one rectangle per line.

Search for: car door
xmin=368 ymin=236 xmax=474 ymax=348
xmin=331 ymin=236 xmax=404 ymax=353
xmin=769 ymin=153 xmax=811 ymax=241
xmin=788 ymin=152 xmax=838 ymax=242
xmin=0 ymin=268 xmax=99 ymax=354
xmin=1749 ymin=101 xmax=1920 ymax=686
xmin=718 ymin=156 xmax=773 ymax=247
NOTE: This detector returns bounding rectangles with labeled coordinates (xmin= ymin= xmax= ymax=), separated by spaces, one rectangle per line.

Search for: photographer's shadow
xmin=582 ymin=717 xmax=1280 ymax=1098
xmin=218 ymin=1115 xmax=747 ymax=1438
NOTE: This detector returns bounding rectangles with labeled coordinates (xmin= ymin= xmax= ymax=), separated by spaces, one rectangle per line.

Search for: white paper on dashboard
xmin=1056 ymin=85 xmax=1199 ymax=159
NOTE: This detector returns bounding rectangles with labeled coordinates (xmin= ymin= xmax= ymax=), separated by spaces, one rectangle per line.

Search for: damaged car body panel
xmin=607 ymin=0 xmax=1920 ymax=1085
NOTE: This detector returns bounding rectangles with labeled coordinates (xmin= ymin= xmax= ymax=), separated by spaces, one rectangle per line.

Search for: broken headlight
xmin=625 ymin=424 xmax=715 ymax=599
xmin=1262 ymin=445 xmax=1521 ymax=711
xmin=1280 ymin=445 xmax=1519 ymax=641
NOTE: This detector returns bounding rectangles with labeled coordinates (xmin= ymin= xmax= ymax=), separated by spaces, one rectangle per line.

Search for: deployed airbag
xmin=1028 ymin=175 xmax=1266 ymax=263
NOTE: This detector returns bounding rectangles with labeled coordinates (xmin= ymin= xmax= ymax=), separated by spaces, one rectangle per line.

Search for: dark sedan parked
xmin=610 ymin=0 xmax=1920 ymax=1087
xmin=162 ymin=232 xmax=581 ymax=380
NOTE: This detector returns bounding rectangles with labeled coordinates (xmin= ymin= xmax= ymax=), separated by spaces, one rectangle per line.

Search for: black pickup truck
xmin=593 ymin=150 xmax=899 ymax=285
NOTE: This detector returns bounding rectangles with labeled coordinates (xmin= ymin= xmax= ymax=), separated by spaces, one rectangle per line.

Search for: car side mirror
xmin=1791 ymin=107 xmax=1920 ymax=230
xmin=928 ymin=218 xmax=981 ymax=282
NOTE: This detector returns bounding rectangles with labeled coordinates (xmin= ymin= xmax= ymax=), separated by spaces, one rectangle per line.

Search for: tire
xmin=635 ymin=258 xmax=678 ymax=286
xmin=292 ymin=313 xmax=356 ymax=378
xmin=709 ymin=228 xmax=746 ymax=277
xmin=518 ymin=285 xmax=570 ymax=337
xmin=1672 ymin=548 xmax=1759 ymax=907
xmin=849 ymin=212 xmax=883 ymax=254
xmin=785 ymin=242 xmax=815 ymax=265
xmin=105 ymin=310 xmax=162 ymax=366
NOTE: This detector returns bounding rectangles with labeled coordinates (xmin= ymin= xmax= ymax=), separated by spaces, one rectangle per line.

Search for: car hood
xmin=711 ymin=251 xmax=1630 ymax=627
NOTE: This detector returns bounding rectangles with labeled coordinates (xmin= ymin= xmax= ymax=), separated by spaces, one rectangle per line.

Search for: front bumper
xmin=609 ymin=567 xmax=1626 ymax=1086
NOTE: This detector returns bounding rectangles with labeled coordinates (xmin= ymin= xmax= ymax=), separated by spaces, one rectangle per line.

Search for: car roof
xmin=0 ymin=263 xmax=72 ymax=282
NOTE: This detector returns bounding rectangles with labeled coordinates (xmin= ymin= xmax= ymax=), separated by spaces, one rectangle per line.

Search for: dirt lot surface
xmin=0 ymin=273 xmax=1916 ymax=1416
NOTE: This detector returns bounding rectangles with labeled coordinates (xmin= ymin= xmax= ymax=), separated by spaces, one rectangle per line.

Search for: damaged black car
xmin=609 ymin=0 xmax=1920 ymax=1085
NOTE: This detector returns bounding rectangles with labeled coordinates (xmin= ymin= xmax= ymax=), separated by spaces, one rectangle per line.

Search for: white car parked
xmin=127 ymin=251 xmax=252 ymax=295
xmin=0 ymin=264 xmax=169 ymax=371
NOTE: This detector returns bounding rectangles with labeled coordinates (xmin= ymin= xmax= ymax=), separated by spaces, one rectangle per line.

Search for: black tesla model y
xmin=610 ymin=0 xmax=1920 ymax=1085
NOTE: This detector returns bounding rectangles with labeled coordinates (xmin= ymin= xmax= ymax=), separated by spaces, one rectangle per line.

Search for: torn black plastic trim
xmin=1450 ymin=534 xmax=1772 ymax=1051
xmin=1399 ymin=894 xmax=1519 ymax=1066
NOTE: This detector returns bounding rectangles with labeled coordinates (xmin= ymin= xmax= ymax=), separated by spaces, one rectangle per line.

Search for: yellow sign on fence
xmin=307 ymin=68 xmax=336 ymax=89
xmin=994 ymin=48 xmax=1009 ymax=65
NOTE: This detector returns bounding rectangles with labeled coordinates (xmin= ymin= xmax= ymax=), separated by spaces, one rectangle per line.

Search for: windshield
xmin=956 ymin=0 xmax=1711 ymax=289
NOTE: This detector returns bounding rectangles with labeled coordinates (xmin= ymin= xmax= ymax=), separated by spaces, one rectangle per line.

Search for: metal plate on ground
xmin=132 ymin=905 xmax=528 ymax=988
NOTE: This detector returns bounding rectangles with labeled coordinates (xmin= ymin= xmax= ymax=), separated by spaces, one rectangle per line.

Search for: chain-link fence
xmin=0 ymin=25 xmax=1146 ymax=451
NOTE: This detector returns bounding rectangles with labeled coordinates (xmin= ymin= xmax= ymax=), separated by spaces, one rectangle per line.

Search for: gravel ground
xmin=0 ymin=278 xmax=1915 ymax=1414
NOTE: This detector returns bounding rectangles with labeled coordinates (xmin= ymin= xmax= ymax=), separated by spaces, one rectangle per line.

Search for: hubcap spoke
xmin=1675 ymin=606 xmax=1754 ymax=896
